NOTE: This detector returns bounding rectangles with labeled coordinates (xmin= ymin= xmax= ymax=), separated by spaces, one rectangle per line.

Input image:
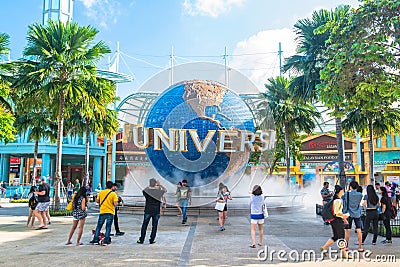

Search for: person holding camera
xmin=137 ymin=178 xmax=167 ymax=244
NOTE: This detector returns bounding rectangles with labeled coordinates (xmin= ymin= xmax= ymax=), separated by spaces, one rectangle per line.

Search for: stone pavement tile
xmin=0 ymin=206 xmax=399 ymax=267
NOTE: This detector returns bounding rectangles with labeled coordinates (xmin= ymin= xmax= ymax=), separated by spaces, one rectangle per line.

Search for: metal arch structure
xmin=117 ymin=92 xmax=265 ymax=128
xmin=239 ymin=94 xmax=265 ymax=128
xmin=116 ymin=92 xmax=159 ymax=125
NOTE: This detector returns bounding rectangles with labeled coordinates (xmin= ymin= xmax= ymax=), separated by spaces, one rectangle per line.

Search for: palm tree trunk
xmin=368 ymin=118 xmax=374 ymax=185
xmin=335 ymin=105 xmax=346 ymax=188
xmin=284 ymin=123 xmax=291 ymax=187
xmin=32 ymin=139 xmax=38 ymax=181
xmin=84 ymin=123 xmax=90 ymax=186
xmin=54 ymin=93 xmax=65 ymax=211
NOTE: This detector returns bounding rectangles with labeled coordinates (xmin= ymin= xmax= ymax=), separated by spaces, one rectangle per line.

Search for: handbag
xmin=215 ymin=201 xmax=226 ymax=212
xmin=66 ymin=200 xmax=73 ymax=211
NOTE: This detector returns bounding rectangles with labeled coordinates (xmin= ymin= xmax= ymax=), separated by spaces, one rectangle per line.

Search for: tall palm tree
xmin=343 ymin=108 xmax=400 ymax=184
xmin=261 ymin=76 xmax=320 ymax=184
xmin=0 ymin=32 xmax=15 ymax=143
xmin=14 ymin=110 xmax=57 ymax=181
xmin=284 ymin=6 xmax=351 ymax=188
xmin=14 ymin=21 xmax=110 ymax=209
xmin=65 ymin=78 xmax=118 ymax=186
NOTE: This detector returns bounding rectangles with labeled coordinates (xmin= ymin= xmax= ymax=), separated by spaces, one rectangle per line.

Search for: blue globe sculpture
xmin=144 ymin=80 xmax=255 ymax=187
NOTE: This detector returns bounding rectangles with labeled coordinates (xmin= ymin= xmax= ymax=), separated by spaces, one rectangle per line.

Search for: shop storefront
xmin=300 ymin=134 xmax=367 ymax=186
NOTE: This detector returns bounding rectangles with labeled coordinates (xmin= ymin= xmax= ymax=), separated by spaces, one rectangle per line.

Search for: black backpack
xmin=321 ymin=199 xmax=335 ymax=222
xmin=29 ymin=194 xmax=38 ymax=209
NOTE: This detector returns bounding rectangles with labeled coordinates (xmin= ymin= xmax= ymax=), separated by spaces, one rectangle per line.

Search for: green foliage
xmin=49 ymin=209 xmax=72 ymax=216
xmin=9 ymin=199 xmax=29 ymax=203
xmin=259 ymin=76 xmax=320 ymax=176
xmin=0 ymin=32 xmax=16 ymax=143
xmin=12 ymin=20 xmax=112 ymax=206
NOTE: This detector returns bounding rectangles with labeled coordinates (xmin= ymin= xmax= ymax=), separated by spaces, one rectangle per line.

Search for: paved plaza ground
xmin=0 ymin=198 xmax=398 ymax=267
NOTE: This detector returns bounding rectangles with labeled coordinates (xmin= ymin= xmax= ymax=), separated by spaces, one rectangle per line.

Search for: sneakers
xmin=89 ymin=240 xmax=99 ymax=244
xmin=219 ymin=226 xmax=225 ymax=231
xmin=182 ymin=221 xmax=186 ymax=224
xmin=116 ymin=232 xmax=125 ymax=236
xmin=381 ymin=240 xmax=392 ymax=244
xmin=137 ymin=239 xmax=143 ymax=244
xmin=149 ymin=240 xmax=156 ymax=244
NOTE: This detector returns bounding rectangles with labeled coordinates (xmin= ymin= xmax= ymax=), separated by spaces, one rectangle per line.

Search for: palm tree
xmin=0 ymin=32 xmax=15 ymax=143
xmin=343 ymin=108 xmax=400 ymax=184
xmin=14 ymin=110 xmax=57 ymax=181
xmin=65 ymin=78 xmax=118 ymax=186
xmin=261 ymin=76 xmax=320 ymax=184
xmin=284 ymin=6 xmax=351 ymax=188
xmin=14 ymin=21 xmax=110 ymax=209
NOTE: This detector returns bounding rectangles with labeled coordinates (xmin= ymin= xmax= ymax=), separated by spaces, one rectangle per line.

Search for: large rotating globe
xmin=144 ymin=80 xmax=255 ymax=187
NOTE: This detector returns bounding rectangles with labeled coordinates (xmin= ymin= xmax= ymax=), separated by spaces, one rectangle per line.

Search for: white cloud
xmin=79 ymin=0 xmax=123 ymax=28
xmin=183 ymin=0 xmax=245 ymax=18
xmin=229 ymin=28 xmax=297 ymax=92
xmin=81 ymin=0 xmax=96 ymax=8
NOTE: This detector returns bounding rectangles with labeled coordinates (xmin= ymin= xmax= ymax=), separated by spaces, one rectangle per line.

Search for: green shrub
xmin=49 ymin=210 xmax=72 ymax=216
xmin=10 ymin=199 xmax=29 ymax=203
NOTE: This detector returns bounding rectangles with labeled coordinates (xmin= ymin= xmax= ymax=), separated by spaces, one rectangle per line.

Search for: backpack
xmin=390 ymin=205 xmax=397 ymax=220
xmin=29 ymin=194 xmax=38 ymax=210
xmin=321 ymin=199 xmax=335 ymax=222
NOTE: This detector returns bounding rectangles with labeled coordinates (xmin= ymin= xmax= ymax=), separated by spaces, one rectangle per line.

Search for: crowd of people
xmin=18 ymin=176 xmax=398 ymax=250
xmin=320 ymin=180 xmax=399 ymax=258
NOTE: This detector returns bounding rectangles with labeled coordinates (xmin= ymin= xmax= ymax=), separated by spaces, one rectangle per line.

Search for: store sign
xmin=302 ymin=153 xmax=352 ymax=162
xmin=387 ymin=176 xmax=400 ymax=183
xmin=10 ymin=157 xmax=20 ymax=164
xmin=302 ymin=135 xmax=353 ymax=151
xmin=375 ymin=159 xmax=400 ymax=165
xmin=116 ymin=154 xmax=148 ymax=163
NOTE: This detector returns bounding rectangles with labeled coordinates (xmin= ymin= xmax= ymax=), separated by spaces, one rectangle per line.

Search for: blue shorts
xmin=344 ymin=216 xmax=362 ymax=229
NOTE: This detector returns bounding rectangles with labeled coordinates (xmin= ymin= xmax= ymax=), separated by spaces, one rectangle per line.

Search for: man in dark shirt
xmin=320 ymin=182 xmax=333 ymax=205
xmin=137 ymin=178 xmax=167 ymax=244
xmin=34 ymin=177 xmax=51 ymax=229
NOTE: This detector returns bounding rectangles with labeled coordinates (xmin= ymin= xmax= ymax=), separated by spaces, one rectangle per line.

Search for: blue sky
xmin=1 ymin=0 xmax=360 ymax=100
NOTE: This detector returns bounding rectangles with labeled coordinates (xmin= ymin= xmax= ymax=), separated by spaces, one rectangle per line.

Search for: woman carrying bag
xmin=249 ymin=185 xmax=265 ymax=248
xmin=66 ymin=187 xmax=88 ymax=245
xmin=216 ymin=185 xmax=232 ymax=231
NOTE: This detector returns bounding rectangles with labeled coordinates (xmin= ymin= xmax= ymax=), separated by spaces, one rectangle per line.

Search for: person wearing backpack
xmin=362 ymin=185 xmax=380 ymax=245
xmin=90 ymin=181 xmax=119 ymax=245
xmin=343 ymin=181 xmax=364 ymax=252
xmin=379 ymin=187 xmax=392 ymax=244
xmin=26 ymin=186 xmax=38 ymax=228
xmin=321 ymin=185 xmax=350 ymax=258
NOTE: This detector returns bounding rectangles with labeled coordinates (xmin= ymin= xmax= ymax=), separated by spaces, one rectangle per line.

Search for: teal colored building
xmin=0 ymin=0 xmax=132 ymax=196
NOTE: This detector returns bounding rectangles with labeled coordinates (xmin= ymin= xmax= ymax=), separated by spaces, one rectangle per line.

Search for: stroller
xmin=91 ymin=229 xmax=111 ymax=245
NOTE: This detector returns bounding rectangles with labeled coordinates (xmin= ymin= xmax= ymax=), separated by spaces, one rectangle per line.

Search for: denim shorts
xmin=344 ymin=216 xmax=362 ymax=229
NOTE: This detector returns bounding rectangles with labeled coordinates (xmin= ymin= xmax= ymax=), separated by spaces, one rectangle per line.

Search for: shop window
xmin=386 ymin=134 xmax=392 ymax=148
xmin=395 ymin=135 xmax=400 ymax=147
xmin=376 ymin=138 xmax=382 ymax=148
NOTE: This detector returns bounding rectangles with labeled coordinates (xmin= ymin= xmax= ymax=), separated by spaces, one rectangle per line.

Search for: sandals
xmin=65 ymin=242 xmax=73 ymax=245
xmin=76 ymin=242 xmax=84 ymax=246
xmin=249 ymin=244 xmax=256 ymax=248
xmin=357 ymin=249 xmax=365 ymax=252
xmin=258 ymin=243 xmax=263 ymax=247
